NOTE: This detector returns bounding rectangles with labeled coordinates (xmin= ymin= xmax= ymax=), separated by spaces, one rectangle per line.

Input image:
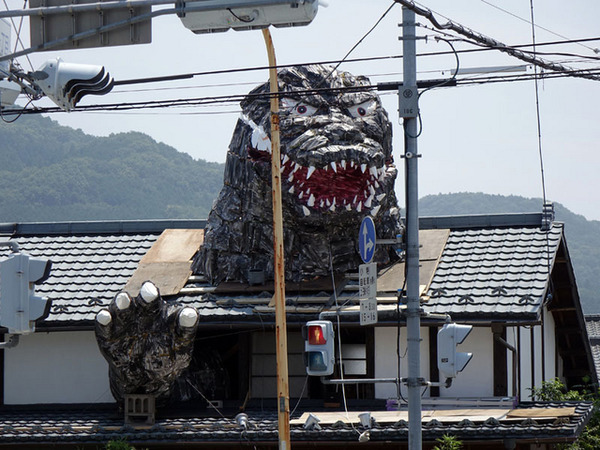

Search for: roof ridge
xmin=0 ymin=219 xmax=207 ymax=236
xmin=420 ymin=212 xmax=552 ymax=230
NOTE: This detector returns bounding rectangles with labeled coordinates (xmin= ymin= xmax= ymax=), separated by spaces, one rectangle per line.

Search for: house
xmin=0 ymin=210 xmax=595 ymax=449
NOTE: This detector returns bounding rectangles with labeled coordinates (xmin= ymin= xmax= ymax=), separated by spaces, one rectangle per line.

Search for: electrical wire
xmin=393 ymin=0 xmax=600 ymax=81
xmin=479 ymin=0 xmax=600 ymax=55
xmin=328 ymin=247 xmax=360 ymax=437
xmin=322 ymin=1 xmax=397 ymax=82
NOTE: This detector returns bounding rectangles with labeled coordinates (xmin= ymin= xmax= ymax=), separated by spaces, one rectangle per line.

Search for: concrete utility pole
xmin=400 ymin=6 xmax=423 ymax=450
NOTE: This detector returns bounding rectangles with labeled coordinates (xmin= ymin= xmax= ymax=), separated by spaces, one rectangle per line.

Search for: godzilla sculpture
xmin=193 ymin=64 xmax=403 ymax=284
xmin=96 ymin=65 xmax=403 ymax=404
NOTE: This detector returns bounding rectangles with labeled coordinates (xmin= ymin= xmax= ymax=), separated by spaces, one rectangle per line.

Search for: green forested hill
xmin=419 ymin=193 xmax=600 ymax=314
xmin=1 ymin=117 xmax=597 ymax=313
xmin=0 ymin=115 xmax=224 ymax=221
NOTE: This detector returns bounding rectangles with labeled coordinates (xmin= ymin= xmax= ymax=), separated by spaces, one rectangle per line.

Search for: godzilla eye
xmin=348 ymin=99 xmax=377 ymax=118
xmin=281 ymin=98 xmax=318 ymax=116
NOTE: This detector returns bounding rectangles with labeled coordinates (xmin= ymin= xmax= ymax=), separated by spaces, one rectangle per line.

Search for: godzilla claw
xmin=94 ymin=281 xmax=199 ymax=404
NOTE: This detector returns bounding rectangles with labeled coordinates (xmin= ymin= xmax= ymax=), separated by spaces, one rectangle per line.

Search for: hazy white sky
xmin=4 ymin=0 xmax=600 ymax=220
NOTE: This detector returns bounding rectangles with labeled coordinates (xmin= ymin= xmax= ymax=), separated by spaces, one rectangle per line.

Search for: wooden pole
xmin=262 ymin=28 xmax=291 ymax=450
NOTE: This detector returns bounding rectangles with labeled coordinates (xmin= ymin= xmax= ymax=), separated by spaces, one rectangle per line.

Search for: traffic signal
xmin=33 ymin=58 xmax=114 ymax=111
xmin=179 ymin=0 xmax=318 ymax=34
xmin=437 ymin=322 xmax=473 ymax=379
xmin=0 ymin=253 xmax=52 ymax=334
xmin=303 ymin=320 xmax=335 ymax=376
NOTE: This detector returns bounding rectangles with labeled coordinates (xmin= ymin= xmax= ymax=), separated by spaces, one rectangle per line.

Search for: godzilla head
xmin=238 ymin=64 xmax=395 ymax=223
xmin=195 ymin=64 xmax=402 ymax=284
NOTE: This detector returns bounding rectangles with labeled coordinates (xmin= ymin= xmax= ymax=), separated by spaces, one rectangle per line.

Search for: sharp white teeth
xmin=302 ymin=206 xmax=310 ymax=216
xmin=320 ymin=200 xmax=324 ymax=208
xmin=376 ymin=193 xmax=386 ymax=201
xmin=332 ymin=197 xmax=337 ymax=208
xmin=329 ymin=203 xmax=336 ymax=212
xmin=350 ymin=161 xmax=355 ymax=168
xmin=341 ymin=160 xmax=347 ymax=170
xmin=288 ymin=173 xmax=294 ymax=182
xmin=369 ymin=166 xmax=378 ymax=177
xmin=357 ymin=202 xmax=363 ymax=212
xmin=306 ymin=188 xmax=311 ymax=194
xmin=293 ymin=163 xmax=301 ymax=173
xmin=326 ymin=198 xmax=331 ymax=207
xmin=307 ymin=194 xmax=315 ymax=207
xmin=369 ymin=185 xmax=376 ymax=195
xmin=298 ymin=191 xmax=304 ymax=199
xmin=282 ymin=154 xmax=289 ymax=166
xmin=360 ymin=163 xmax=367 ymax=173
xmin=370 ymin=205 xmax=381 ymax=217
xmin=324 ymin=164 xmax=328 ymax=171
xmin=353 ymin=195 xmax=358 ymax=204
xmin=346 ymin=204 xmax=352 ymax=211
xmin=374 ymin=181 xmax=380 ymax=189
xmin=307 ymin=166 xmax=316 ymax=179
xmin=280 ymin=165 xmax=285 ymax=173
xmin=364 ymin=196 xmax=373 ymax=208
xmin=288 ymin=186 xmax=295 ymax=194
xmin=331 ymin=162 xmax=337 ymax=172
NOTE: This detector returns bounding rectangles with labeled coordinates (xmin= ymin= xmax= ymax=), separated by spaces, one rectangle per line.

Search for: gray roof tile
xmin=0 ymin=217 xmax=568 ymax=326
xmin=0 ymin=401 xmax=591 ymax=446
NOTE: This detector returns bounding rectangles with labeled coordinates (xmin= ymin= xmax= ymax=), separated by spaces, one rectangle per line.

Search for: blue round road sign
xmin=359 ymin=216 xmax=376 ymax=264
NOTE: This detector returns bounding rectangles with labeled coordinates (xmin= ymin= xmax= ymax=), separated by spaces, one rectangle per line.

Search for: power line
xmin=479 ymin=0 xmax=600 ymax=55
xmin=394 ymin=0 xmax=600 ymax=81
xmin=108 ymin=35 xmax=600 ymax=92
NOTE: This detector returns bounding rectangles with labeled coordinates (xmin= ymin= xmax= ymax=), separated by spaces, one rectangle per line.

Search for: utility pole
xmin=400 ymin=6 xmax=423 ymax=450
xmin=262 ymin=28 xmax=291 ymax=450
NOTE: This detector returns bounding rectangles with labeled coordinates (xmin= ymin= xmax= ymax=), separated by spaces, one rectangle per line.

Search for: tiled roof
xmin=0 ymin=220 xmax=206 ymax=326
xmin=0 ymin=214 xmax=568 ymax=327
xmin=424 ymin=225 xmax=562 ymax=320
xmin=585 ymin=315 xmax=600 ymax=380
xmin=0 ymin=401 xmax=592 ymax=447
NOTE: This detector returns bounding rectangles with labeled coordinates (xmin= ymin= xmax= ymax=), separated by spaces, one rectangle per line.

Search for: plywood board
xmin=124 ymin=229 xmax=204 ymax=297
xmin=291 ymin=406 xmax=575 ymax=426
xmin=124 ymin=262 xmax=192 ymax=297
xmin=507 ymin=407 xmax=576 ymax=418
xmin=376 ymin=229 xmax=449 ymax=297
xmin=140 ymin=229 xmax=204 ymax=264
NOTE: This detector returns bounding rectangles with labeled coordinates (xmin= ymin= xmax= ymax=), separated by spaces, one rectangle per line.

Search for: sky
xmin=3 ymin=0 xmax=600 ymax=220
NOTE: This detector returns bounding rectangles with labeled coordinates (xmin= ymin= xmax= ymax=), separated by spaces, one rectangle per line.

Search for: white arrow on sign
xmin=363 ymin=223 xmax=374 ymax=257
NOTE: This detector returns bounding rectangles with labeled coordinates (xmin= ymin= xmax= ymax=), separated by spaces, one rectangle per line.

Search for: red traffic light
xmin=308 ymin=324 xmax=327 ymax=345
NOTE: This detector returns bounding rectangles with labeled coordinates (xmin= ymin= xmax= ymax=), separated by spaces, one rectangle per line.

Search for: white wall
xmin=374 ymin=327 xmax=430 ymax=399
xmin=374 ymin=326 xmax=494 ymax=400
xmin=511 ymin=309 xmax=557 ymax=401
xmin=439 ymin=326 xmax=494 ymax=398
xmin=4 ymin=330 xmax=113 ymax=404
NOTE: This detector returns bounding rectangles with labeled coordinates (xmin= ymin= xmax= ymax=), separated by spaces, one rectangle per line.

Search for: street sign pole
xmin=401 ymin=6 xmax=423 ymax=450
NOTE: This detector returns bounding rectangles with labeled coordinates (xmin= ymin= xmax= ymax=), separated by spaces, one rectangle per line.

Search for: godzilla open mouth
xmin=280 ymin=155 xmax=387 ymax=216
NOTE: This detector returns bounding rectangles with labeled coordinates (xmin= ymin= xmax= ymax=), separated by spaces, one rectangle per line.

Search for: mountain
xmin=0 ymin=115 xmax=224 ymax=221
xmin=1 ymin=117 xmax=597 ymax=313
xmin=419 ymin=193 xmax=600 ymax=314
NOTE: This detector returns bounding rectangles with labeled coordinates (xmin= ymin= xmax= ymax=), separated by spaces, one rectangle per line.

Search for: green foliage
xmin=0 ymin=115 xmax=224 ymax=221
xmin=420 ymin=193 xmax=600 ymax=314
xmin=432 ymin=434 xmax=463 ymax=450
xmin=530 ymin=379 xmax=600 ymax=450
xmin=530 ymin=378 xmax=586 ymax=401
xmin=105 ymin=439 xmax=136 ymax=450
